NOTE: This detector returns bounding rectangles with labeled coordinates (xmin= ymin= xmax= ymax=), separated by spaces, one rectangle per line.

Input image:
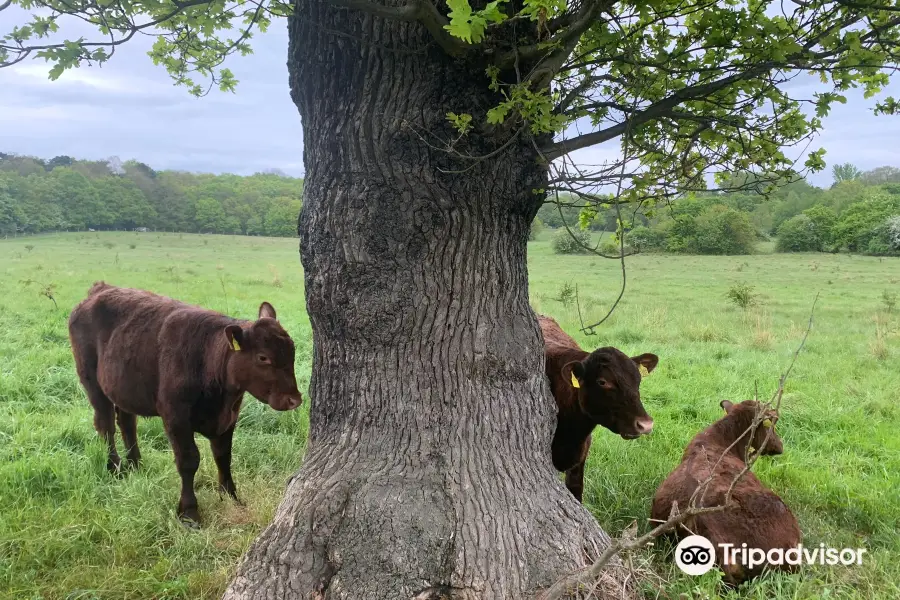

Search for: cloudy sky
xmin=1 ymin=7 xmax=899 ymax=186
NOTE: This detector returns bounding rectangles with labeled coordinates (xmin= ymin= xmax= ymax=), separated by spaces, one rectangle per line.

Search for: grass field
xmin=1 ymin=231 xmax=898 ymax=600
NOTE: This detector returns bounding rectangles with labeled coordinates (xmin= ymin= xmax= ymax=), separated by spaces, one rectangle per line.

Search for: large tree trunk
xmin=223 ymin=4 xmax=632 ymax=600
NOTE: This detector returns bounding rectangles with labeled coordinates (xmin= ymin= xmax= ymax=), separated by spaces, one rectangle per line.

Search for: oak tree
xmin=4 ymin=0 xmax=899 ymax=598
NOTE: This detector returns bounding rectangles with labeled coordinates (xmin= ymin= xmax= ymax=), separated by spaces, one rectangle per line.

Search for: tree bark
xmin=223 ymin=4 xmax=632 ymax=599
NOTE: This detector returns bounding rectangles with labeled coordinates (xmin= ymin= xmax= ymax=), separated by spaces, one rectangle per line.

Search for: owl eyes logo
xmin=675 ymin=535 xmax=716 ymax=575
xmin=680 ymin=545 xmax=711 ymax=565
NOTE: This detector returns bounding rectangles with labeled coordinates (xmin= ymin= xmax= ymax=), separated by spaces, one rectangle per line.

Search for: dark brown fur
xmin=68 ymin=281 xmax=303 ymax=525
xmin=651 ymin=400 xmax=800 ymax=585
xmin=538 ymin=315 xmax=658 ymax=502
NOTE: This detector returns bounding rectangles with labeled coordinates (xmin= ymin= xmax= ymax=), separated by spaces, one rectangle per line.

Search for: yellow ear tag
xmin=571 ymin=372 xmax=580 ymax=389
xmin=638 ymin=365 xmax=650 ymax=378
xmin=231 ymin=338 xmax=241 ymax=351
xmin=762 ymin=418 xmax=773 ymax=428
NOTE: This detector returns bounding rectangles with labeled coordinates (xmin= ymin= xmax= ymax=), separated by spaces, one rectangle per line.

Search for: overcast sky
xmin=2 ymin=8 xmax=899 ymax=187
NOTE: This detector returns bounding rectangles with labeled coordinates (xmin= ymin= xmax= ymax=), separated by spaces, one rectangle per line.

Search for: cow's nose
xmin=272 ymin=393 xmax=302 ymax=411
xmin=634 ymin=417 xmax=654 ymax=435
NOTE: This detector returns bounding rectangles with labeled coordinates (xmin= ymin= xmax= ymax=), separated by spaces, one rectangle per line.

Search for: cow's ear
xmin=225 ymin=325 xmax=244 ymax=352
xmin=563 ymin=361 xmax=585 ymax=389
xmin=631 ymin=353 xmax=659 ymax=375
xmin=720 ymin=400 xmax=734 ymax=413
xmin=259 ymin=302 xmax=277 ymax=320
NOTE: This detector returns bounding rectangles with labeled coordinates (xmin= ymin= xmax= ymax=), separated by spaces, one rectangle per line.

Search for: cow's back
xmin=538 ymin=314 xmax=582 ymax=352
xmin=651 ymin=442 xmax=801 ymax=582
xmin=69 ymin=284 xmax=189 ymax=416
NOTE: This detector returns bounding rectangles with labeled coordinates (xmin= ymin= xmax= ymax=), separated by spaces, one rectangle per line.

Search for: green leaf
xmin=487 ymin=103 xmax=511 ymax=124
xmin=445 ymin=0 xmax=477 ymax=43
xmin=447 ymin=111 xmax=474 ymax=134
xmin=444 ymin=0 xmax=507 ymax=43
xmin=481 ymin=0 xmax=508 ymax=24
xmin=804 ymin=148 xmax=827 ymax=172
xmin=48 ymin=63 xmax=65 ymax=80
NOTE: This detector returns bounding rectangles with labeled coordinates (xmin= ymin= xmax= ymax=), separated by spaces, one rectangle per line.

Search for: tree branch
xmin=498 ymin=0 xmax=612 ymax=66
xmin=324 ymin=0 xmax=471 ymax=56
xmin=0 ymin=0 xmax=214 ymax=67
xmin=541 ymin=69 xmax=762 ymax=160
xmin=835 ymin=0 xmax=900 ymax=12
xmin=0 ymin=0 xmax=470 ymax=71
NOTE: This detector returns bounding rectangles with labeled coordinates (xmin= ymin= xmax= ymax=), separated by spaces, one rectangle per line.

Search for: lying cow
xmin=651 ymin=400 xmax=800 ymax=585
xmin=538 ymin=315 xmax=659 ymax=502
xmin=68 ymin=281 xmax=303 ymax=525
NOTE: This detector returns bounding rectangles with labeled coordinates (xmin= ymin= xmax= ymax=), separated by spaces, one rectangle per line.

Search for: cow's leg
xmin=115 ymin=408 xmax=141 ymax=469
xmin=210 ymin=425 xmax=241 ymax=503
xmin=564 ymin=461 xmax=586 ymax=503
xmin=162 ymin=415 xmax=202 ymax=526
xmin=83 ymin=382 xmax=121 ymax=473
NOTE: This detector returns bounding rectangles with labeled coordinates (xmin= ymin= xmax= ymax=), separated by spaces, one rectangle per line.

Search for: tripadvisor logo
xmin=675 ymin=535 xmax=716 ymax=576
xmin=674 ymin=535 xmax=868 ymax=576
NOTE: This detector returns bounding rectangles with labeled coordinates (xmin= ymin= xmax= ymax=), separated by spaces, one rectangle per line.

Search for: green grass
xmin=1 ymin=231 xmax=898 ymax=600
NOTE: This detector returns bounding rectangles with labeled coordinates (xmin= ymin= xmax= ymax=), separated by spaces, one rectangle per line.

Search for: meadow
xmin=0 ymin=231 xmax=897 ymax=600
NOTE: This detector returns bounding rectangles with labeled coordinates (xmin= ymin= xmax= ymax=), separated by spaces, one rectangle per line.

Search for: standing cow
xmin=68 ymin=281 xmax=303 ymax=525
xmin=539 ymin=315 xmax=659 ymax=502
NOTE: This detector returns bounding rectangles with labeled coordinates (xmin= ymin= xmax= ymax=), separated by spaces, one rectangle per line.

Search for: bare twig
xmin=571 ymin=41 xmax=644 ymax=335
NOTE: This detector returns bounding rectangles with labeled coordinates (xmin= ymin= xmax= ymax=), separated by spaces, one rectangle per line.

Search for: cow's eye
xmin=257 ymin=354 xmax=271 ymax=364
xmin=597 ymin=378 xmax=608 ymax=387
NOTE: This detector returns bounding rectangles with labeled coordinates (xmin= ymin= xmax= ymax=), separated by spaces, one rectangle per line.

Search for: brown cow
xmin=651 ymin=400 xmax=800 ymax=585
xmin=68 ymin=281 xmax=303 ymax=526
xmin=538 ymin=315 xmax=658 ymax=502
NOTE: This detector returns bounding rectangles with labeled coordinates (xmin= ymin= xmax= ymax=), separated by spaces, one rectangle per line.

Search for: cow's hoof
xmin=179 ymin=514 xmax=202 ymax=529
xmin=107 ymin=460 xmax=128 ymax=479
xmin=178 ymin=506 xmax=202 ymax=529
xmin=219 ymin=482 xmax=241 ymax=505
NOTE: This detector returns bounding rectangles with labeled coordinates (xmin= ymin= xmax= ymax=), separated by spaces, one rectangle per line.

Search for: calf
xmin=538 ymin=315 xmax=658 ymax=502
xmin=68 ymin=282 xmax=303 ymax=525
xmin=651 ymin=400 xmax=800 ymax=585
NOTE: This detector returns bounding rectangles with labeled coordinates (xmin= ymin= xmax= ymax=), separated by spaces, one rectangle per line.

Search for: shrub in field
xmin=886 ymin=215 xmax=900 ymax=250
xmin=726 ymin=282 xmax=757 ymax=309
xmin=802 ymin=205 xmax=837 ymax=247
xmin=693 ymin=206 xmax=757 ymax=255
xmin=832 ymin=191 xmax=900 ymax=253
xmin=551 ymin=228 xmax=592 ymax=254
xmin=882 ymin=289 xmax=898 ymax=313
xmin=659 ymin=205 xmax=757 ymax=255
xmin=867 ymin=215 xmax=900 ymax=256
xmin=599 ymin=235 xmax=629 ymax=256
xmin=776 ymin=214 xmax=821 ymax=252
xmin=554 ymin=282 xmax=576 ymax=307
xmin=626 ymin=226 xmax=666 ymax=252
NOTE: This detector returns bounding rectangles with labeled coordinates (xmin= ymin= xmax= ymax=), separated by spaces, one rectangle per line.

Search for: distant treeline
xmin=537 ymin=165 xmax=900 ymax=256
xmin=4 ymin=152 xmax=899 ymax=256
xmin=0 ymin=153 xmax=304 ymax=237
